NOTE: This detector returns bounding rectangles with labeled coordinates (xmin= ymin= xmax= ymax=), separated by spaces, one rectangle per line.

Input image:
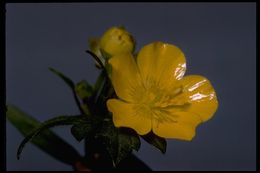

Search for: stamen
xmin=129 ymin=78 xmax=190 ymax=124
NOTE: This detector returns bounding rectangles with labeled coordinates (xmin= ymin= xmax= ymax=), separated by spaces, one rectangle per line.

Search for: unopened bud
xmin=100 ymin=26 xmax=135 ymax=57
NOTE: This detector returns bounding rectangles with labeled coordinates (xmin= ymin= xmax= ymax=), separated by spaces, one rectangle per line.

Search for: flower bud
xmin=75 ymin=80 xmax=93 ymax=100
xmin=100 ymin=26 xmax=135 ymax=57
xmin=88 ymin=38 xmax=104 ymax=69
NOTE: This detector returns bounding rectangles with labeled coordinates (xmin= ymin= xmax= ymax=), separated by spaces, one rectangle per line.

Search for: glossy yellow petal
xmin=174 ymin=75 xmax=218 ymax=122
xmin=108 ymin=53 xmax=142 ymax=103
xmin=137 ymin=42 xmax=186 ymax=90
xmin=152 ymin=112 xmax=202 ymax=140
xmin=107 ymin=99 xmax=152 ymax=135
xmin=152 ymin=75 xmax=218 ymax=140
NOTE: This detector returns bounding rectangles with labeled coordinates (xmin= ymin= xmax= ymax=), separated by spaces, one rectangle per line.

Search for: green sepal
xmin=86 ymin=50 xmax=105 ymax=70
xmin=88 ymin=38 xmax=102 ymax=58
xmin=88 ymin=37 xmax=105 ymax=69
xmin=100 ymin=48 xmax=112 ymax=60
xmin=75 ymin=80 xmax=94 ymax=100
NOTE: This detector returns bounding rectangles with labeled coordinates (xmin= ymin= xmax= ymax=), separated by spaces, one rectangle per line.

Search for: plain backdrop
xmin=6 ymin=3 xmax=256 ymax=171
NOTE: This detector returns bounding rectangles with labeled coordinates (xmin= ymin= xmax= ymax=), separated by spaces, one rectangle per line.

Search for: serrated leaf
xmin=97 ymin=120 xmax=117 ymax=162
xmin=142 ymin=132 xmax=167 ymax=154
xmin=6 ymin=105 xmax=81 ymax=165
xmin=16 ymin=113 xmax=82 ymax=160
xmin=71 ymin=117 xmax=93 ymax=142
xmin=116 ymin=128 xmax=140 ymax=165
xmin=97 ymin=120 xmax=140 ymax=167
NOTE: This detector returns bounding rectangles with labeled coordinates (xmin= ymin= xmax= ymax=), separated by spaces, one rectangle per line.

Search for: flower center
xmin=131 ymin=78 xmax=190 ymax=123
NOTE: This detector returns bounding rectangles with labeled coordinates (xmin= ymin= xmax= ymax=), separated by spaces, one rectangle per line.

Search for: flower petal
xmin=152 ymin=75 xmax=218 ymax=140
xmin=173 ymin=75 xmax=218 ymax=122
xmin=137 ymin=42 xmax=186 ymax=90
xmin=107 ymin=99 xmax=152 ymax=135
xmin=108 ymin=54 xmax=142 ymax=103
xmin=152 ymin=112 xmax=202 ymax=140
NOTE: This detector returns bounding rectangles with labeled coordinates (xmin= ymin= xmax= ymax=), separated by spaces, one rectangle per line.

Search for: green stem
xmin=84 ymin=70 xmax=106 ymax=158
xmin=94 ymin=70 xmax=106 ymax=96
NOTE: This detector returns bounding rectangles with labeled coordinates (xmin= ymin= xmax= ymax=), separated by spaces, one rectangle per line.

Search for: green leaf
xmin=142 ymin=132 xmax=167 ymax=154
xmin=116 ymin=128 xmax=141 ymax=165
xmin=49 ymin=67 xmax=74 ymax=90
xmin=97 ymin=120 xmax=117 ymax=162
xmin=16 ymin=113 xmax=82 ymax=160
xmin=71 ymin=117 xmax=93 ymax=142
xmin=48 ymin=67 xmax=84 ymax=114
xmin=97 ymin=120 xmax=140 ymax=167
xmin=6 ymin=105 xmax=81 ymax=165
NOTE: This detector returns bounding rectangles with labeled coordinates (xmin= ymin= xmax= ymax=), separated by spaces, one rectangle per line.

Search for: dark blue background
xmin=6 ymin=3 xmax=256 ymax=171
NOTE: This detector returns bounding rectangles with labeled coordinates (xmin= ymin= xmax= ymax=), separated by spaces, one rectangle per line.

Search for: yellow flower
xmin=106 ymin=42 xmax=218 ymax=140
xmin=100 ymin=26 xmax=135 ymax=57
